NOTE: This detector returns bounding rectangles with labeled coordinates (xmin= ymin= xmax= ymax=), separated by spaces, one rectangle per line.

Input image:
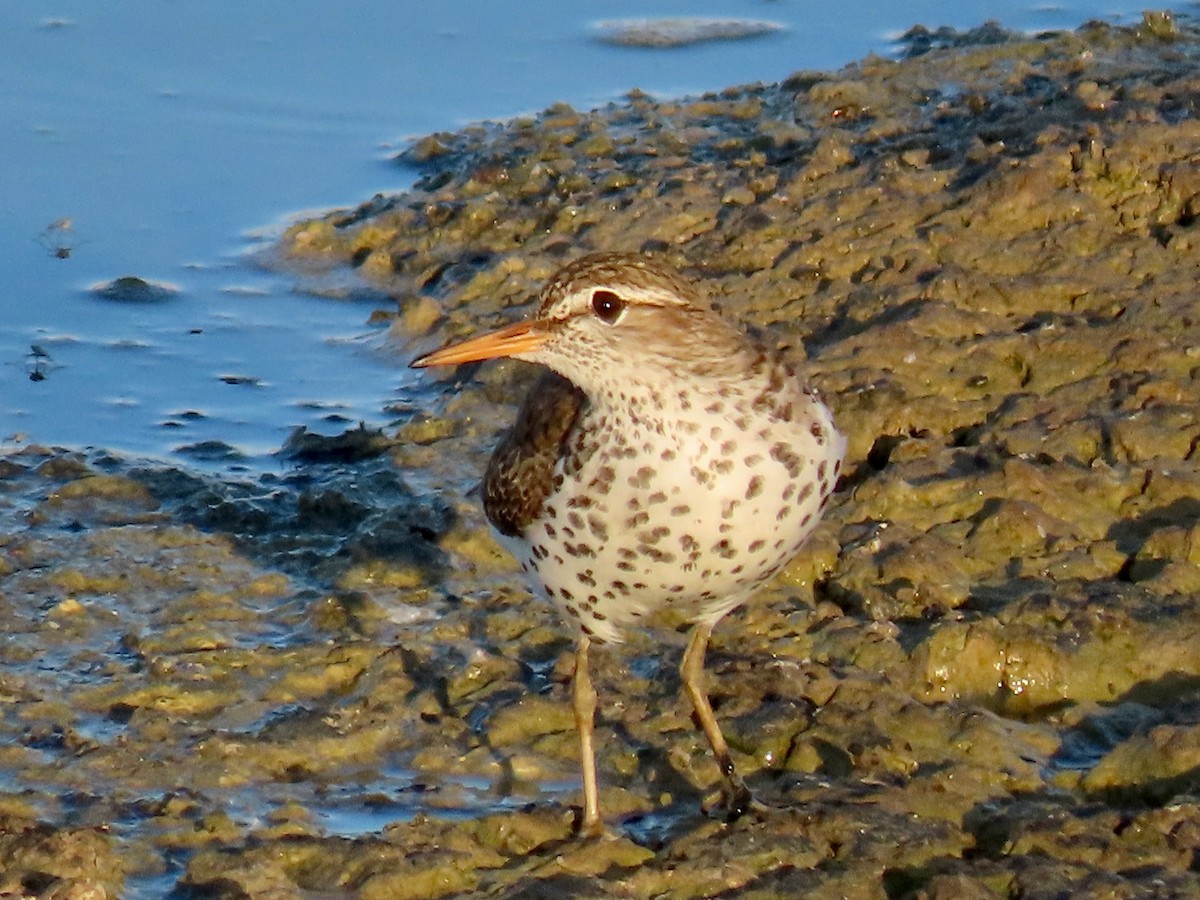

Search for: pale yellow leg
xmin=573 ymin=635 xmax=602 ymax=835
xmin=680 ymin=621 xmax=753 ymax=819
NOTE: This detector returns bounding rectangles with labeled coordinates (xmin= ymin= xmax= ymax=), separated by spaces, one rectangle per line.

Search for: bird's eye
xmin=590 ymin=289 xmax=625 ymax=325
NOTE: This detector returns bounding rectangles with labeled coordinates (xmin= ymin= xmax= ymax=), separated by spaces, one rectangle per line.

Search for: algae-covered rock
xmin=7 ymin=12 xmax=1200 ymax=898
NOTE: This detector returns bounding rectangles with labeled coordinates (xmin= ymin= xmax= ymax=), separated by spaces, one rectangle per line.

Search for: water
xmin=0 ymin=1 xmax=1151 ymax=470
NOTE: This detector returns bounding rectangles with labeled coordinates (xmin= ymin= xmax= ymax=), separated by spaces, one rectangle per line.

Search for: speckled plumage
xmin=477 ymin=254 xmax=843 ymax=643
xmin=412 ymin=252 xmax=845 ymax=833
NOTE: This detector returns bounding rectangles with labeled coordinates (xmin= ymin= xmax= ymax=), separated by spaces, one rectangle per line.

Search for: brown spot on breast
xmin=638 ymin=526 xmax=670 ymax=544
xmin=594 ymin=464 xmax=615 ymax=487
xmin=565 ymin=541 xmax=596 ymax=558
xmin=586 ymin=514 xmax=609 ymax=541
xmin=746 ymin=475 xmax=763 ymax=500
xmin=627 ymin=466 xmax=655 ymax=489
xmin=770 ymin=441 xmax=805 ymax=478
xmin=639 ymin=546 xmax=676 ymax=563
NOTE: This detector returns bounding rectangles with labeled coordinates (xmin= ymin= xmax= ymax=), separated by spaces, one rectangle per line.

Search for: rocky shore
xmin=2 ymin=14 xmax=1199 ymax=897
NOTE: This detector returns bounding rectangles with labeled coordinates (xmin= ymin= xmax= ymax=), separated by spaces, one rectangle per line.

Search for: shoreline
xmin=4 ymin=15 xmax=1200 ymax=896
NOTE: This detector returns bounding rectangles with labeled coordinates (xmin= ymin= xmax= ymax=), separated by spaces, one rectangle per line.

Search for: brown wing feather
xmin=483 ymin=371 xmax=586 ymax=538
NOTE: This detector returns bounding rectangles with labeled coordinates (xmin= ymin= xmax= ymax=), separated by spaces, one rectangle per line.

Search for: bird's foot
xmin=701 ymin=779 xmax=770 ymax=823
xmin=573 ymin=809 xmax=620 ymax=841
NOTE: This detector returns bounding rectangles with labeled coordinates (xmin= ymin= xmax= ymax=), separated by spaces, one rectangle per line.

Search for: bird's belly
xmin=511 ymin=416 xmax=841 ymax=643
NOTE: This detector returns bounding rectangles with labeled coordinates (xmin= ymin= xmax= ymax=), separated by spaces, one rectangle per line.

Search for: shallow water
xmin=0 ymin=1 xmax=1147 ymax=471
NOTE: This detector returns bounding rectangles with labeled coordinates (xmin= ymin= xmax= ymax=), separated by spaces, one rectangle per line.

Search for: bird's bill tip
xmin=410 ymin=321 xmax=546 ymax=368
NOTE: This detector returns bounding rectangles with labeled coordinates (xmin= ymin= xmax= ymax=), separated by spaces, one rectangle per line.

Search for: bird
xmin=411 ymin=252 xmax=845 ymax=835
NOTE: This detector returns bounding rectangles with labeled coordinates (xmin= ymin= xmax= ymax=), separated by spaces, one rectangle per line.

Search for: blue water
xmin=0 ymin=1 xmax=1150 ymax=469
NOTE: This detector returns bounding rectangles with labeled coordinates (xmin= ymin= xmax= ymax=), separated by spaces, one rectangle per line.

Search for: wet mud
xmin=3 ymin=14 xmax=1200 ymax=898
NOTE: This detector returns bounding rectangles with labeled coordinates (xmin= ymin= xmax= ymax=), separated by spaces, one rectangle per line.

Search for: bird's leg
xmin=573 ymin=634 xmax=603 ymax=836
xmin=680 ymin=621 xmax=754 ymax=821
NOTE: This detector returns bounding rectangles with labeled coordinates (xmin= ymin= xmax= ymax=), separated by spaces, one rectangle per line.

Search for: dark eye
xmin=591 ymin=289 xmax=625 ymax=324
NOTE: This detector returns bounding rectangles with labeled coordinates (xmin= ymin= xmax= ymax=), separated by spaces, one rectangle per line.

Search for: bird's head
xmin=411 ymin=253 xmax=745 ymax=392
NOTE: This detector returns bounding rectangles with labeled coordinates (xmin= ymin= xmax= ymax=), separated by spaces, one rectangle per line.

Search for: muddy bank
xmin=4 ymin=14 xmax=1200 ymax=898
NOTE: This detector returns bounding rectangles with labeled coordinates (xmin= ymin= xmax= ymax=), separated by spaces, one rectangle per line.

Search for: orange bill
xmin=410 ymin=320 xmax=547 ymax=368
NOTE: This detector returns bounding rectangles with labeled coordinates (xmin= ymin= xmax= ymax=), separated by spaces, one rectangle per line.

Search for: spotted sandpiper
xmin=412 ymin=253 xmax=845 ymax=834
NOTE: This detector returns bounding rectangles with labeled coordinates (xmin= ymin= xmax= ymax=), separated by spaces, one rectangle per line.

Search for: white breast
xmin=509 ymin=377 xmax=844 ymax=644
